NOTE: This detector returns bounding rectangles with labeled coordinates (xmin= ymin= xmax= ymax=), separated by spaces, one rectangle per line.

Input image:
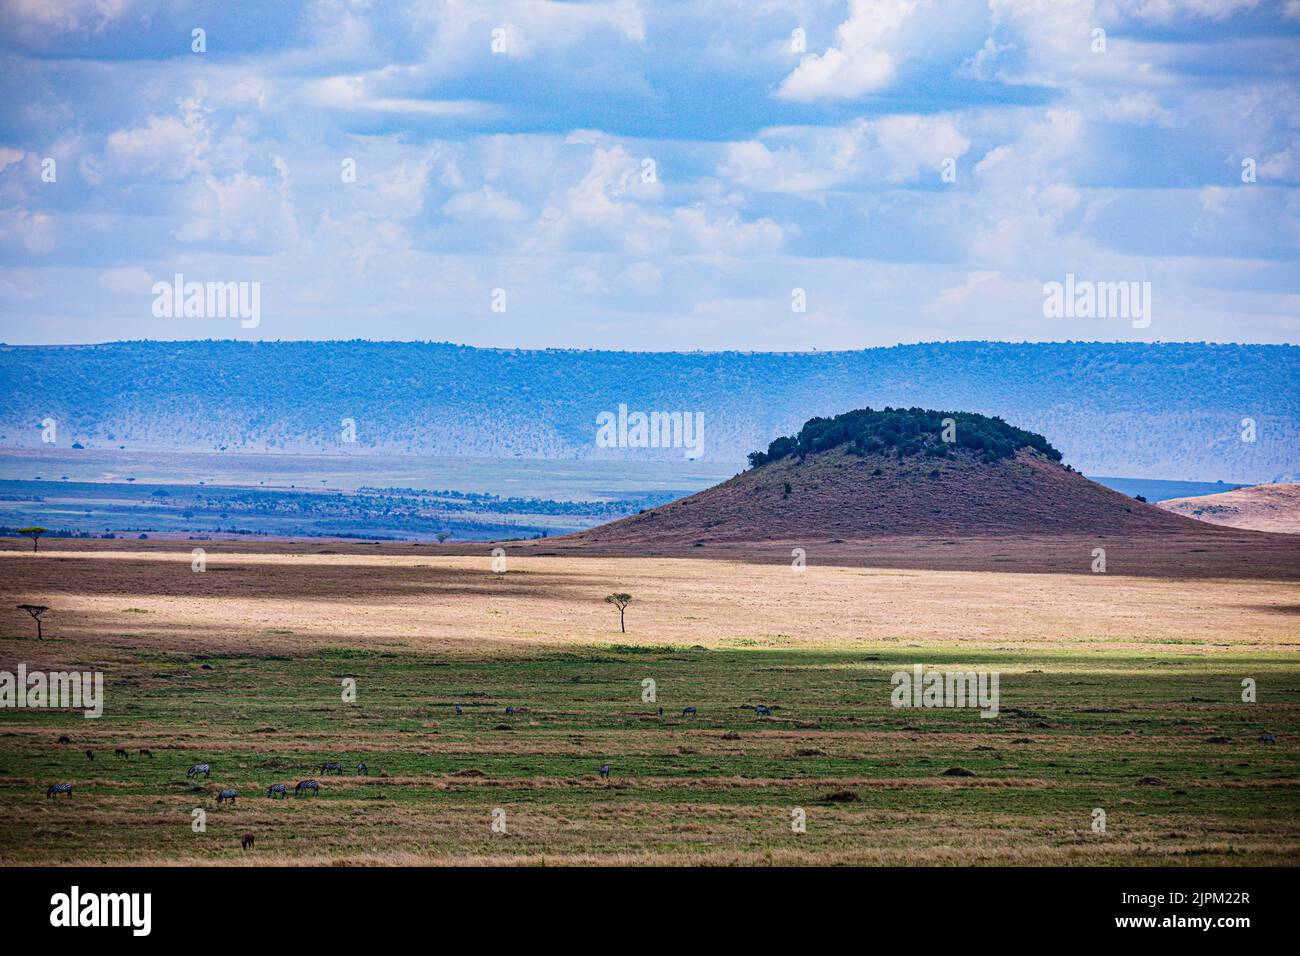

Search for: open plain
xmin=1 ymin=536 xmax=1297 ymax=865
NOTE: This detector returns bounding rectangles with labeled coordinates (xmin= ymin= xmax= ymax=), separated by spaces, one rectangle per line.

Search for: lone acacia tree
xmin=17 ymin=527 xmax=47 ymax=552
xmin=18 ymin=604 xmax=49 ymax=640
xmin=604 ymin=593 xmax=632 ymax=633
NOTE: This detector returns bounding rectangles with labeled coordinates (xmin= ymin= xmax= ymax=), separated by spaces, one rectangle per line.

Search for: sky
xmin=0 ymin=0 xmax=1297 ymax=350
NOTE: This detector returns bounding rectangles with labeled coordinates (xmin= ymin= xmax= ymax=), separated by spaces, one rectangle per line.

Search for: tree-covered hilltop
xmin=747 ymin=407 xmax=1061 ymax=468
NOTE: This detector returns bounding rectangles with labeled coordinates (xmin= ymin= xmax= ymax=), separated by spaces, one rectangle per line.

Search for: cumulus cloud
xmin=776 ymin=0 xmax=920 ymax=101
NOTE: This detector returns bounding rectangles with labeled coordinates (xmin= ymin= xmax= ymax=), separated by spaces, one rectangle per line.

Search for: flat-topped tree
xmin=604 ymin=593 xmax=632 ymax=633
xmin=17 ymin=527 xmax=47 ymax=552
xmin=18 ymin=604 xmax=49 ymax=639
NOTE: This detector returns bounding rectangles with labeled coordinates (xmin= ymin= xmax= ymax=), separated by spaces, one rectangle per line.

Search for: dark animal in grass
xmin=454 ymin=704 xmax=463 ymax=715
xmin=682 ymin=706 xmax=697 ymax=716
xmin=267 ymin=783 xmax=288 ymax=798
xmin=755 ymin=705 xmax=771 ymax=716
xmin=186 ymin=764 xmax=210 ymax=778
xmin=356 ymin=762 xmax=368 ymax=775
xmin=295 ymin=779 xmax=320 ymax=795
xmin=85 ymin=749 xmax=93 ymax=761
xmin=139 ymin=748 xmax=153 ymax=758
xmin=57 ymin=735 xmax=70 ymax=744
xmin=1259 ymin=733 xmax=1277 ymax=743
xmin=599 ymin=764 xmax=611 ymax=779
xmin=505 ymin=706 xmax=515 ymax=715
xmin=320 ymin=761 xmax=343 ymax=774
xmin=115 ymin=747 xmax=129 ymax=759
xmin=241 ymin=833 xmax=255 ymax=850
xmin=217 ymin=788 xmax=237 ymax=804
xmin=46 ymin=783 xmax=73 ymax=799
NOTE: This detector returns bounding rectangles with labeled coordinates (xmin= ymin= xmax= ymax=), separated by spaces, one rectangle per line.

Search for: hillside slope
xmin=1158 ymin=483 xmax=1300 ymax=534
xmin=573 ymin=408 xmax=1203 ymax=545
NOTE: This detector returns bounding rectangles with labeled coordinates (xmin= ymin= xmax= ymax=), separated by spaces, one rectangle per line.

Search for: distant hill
xmin=572 ymin=407 xmax=1200 ymax=545
xmin=1158 ymin=483 xmax=1300 ymax=534
xmin=0 ymin=340 xmax=1296 ymax=482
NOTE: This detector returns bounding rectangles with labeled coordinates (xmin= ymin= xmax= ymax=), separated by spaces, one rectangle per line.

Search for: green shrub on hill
xmin=746 ymin=407 xmax=1062 ymax=468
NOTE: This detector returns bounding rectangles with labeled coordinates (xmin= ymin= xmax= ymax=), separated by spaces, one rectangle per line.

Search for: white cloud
xmin=776 ymin=0 xmax=920 ymax=102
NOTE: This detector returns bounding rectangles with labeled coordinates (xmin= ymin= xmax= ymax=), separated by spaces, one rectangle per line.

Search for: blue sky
xmin=0 ymin=0 xmax=1297 ymax=350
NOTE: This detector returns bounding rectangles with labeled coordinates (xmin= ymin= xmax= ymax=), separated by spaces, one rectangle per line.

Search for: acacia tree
xmin=18 ymin=604 xmax=49 ymax=640
xmin=17 ymin=527 xmax=47 ymax=552
xmin=604 ymin=593 xmax=632 ymax=633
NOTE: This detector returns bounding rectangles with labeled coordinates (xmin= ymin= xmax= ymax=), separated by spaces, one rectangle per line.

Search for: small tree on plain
xmin=604 ymin=593 xmax=632 ymax=633
xmin=436 ymin=533 xmax=450 ymax=544
xmin=17 ymin=527 xmax=47 ymax=552
xmin=18 ymin=604 xmax=48 ymax=639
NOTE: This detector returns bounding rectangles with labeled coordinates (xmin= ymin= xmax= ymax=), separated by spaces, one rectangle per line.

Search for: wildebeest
xmin=505 ymin=706 xmax=515 ymax=715
xmin=241 ymin=832 xmax=255 ymax=850
xmin=115 ymin=747 xmax=129 ymax=759
xmin=320 ymin=761 xmax=343 ymax=774
xmin=217 ymin=788 xmax=237 ymax=804
xmin=57 ymin=735 xmax=71 ymax=744
xmin=454 ymin=704 xmax=463 ymax=715
xmin=139 ymin=749 xmax=153 ymax=758
xmin=295 ymin=779 xmax=320 ymax=796
xmin=599 ymin=764 xmax=611 ymax=778
xmin=267 ymin=783 xmax=288 ymax=798
xmin=356 ymin=762 xmax=368 ymax=775
xmin=755 ymin=705 xmax=771 ymax=716
xmin=186 ymin=764 xmax=211 ymax=778
xmin=85 ymin=749 xmax=94 ymax=761
xmin=1260 ymin=733 xmax=1277 ymax=743
xmin=46 ymin=783 xmax=73 ymax=799
xmin=682 ymin=706 xmax=697 ymax=716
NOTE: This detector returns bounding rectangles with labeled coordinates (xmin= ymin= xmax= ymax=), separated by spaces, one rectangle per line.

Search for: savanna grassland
xmin=0 ymin=540 xmax=1297 ymax=866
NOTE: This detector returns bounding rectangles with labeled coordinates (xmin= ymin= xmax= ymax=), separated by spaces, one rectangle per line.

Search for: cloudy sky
xmin=0 ymin=0 xmax=1297 ymax=349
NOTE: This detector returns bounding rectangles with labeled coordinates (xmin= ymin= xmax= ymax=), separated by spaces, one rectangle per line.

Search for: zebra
xmin=186 ymin=764 xmax=211 ymax=778
xmin=267 ymin=783 xmax=288 ymax=798
xmin=599 ymin=764 xmax=611 ymax=778
xmin=217 ymin=788 xmax=238 ymax=805
xmin=57 ymin=735 xmax=71 ymax=744
xmin=295 ymin=779 xmax=320 ymax=796
xmin=139 ymin=748 xmax=153 ymax=758
xmin=454 ymin=704 xmax=463 ymax=716
xmin=755 ymin=705 xmax=771 ymax=716
xmin=320 ymin=761 xmax=343 ymax=774
xmin=682 ymin=706 xmax=697 ymax=716
xmin=356 ymin=762 xmax=368 ymax=775
xmin=46 ymin=783 xmax=73 ymax=799
xmin=115 ymin=747 xmax=129 ymax=759
xmin=241 ymin=832 xmax=255 ymax=850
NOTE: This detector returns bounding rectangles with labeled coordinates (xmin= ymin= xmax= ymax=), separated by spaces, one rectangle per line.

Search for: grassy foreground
xmin=2 ymin=641 xmax=1297 ymax=865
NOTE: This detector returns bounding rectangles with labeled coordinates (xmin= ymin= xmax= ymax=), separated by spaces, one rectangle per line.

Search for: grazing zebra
xmin=356 ymin=762 xmax=368 ymax=775
xmin=454 ymin=704 xmax=463 ymax=715
xmin=46 ymin=783 xmax=73 ymax=799
xmin=139 ymin=748 xmax=153 ymax=758
xmin=115 ymin=747 xmax=129 ymax=759
xmin=217 ymin=788 xmax=238 ymax=805
xmin=320 ymin=761 xmax=343 ymax=774
xmin=241 ymin=832 xmax=255 ymax=850
xmin=755 ymin=705 xmax=771 ymax=716
xmin=682 ymin=706 xmax=697 ymax=716
xmin=85 ymin=750 xmax=94 ymax=761
xmin=599 ymin=764 xmax=611 ymax=778
xmin=186 ymin=764 xmax=211 ymax=779
xmin=295 ymin=779 xmax=320 ymax=796
xmin=57 ymin=735 xmax=71 ymax=744
xmin=267 ymin=783 xmax=288 ymax=798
